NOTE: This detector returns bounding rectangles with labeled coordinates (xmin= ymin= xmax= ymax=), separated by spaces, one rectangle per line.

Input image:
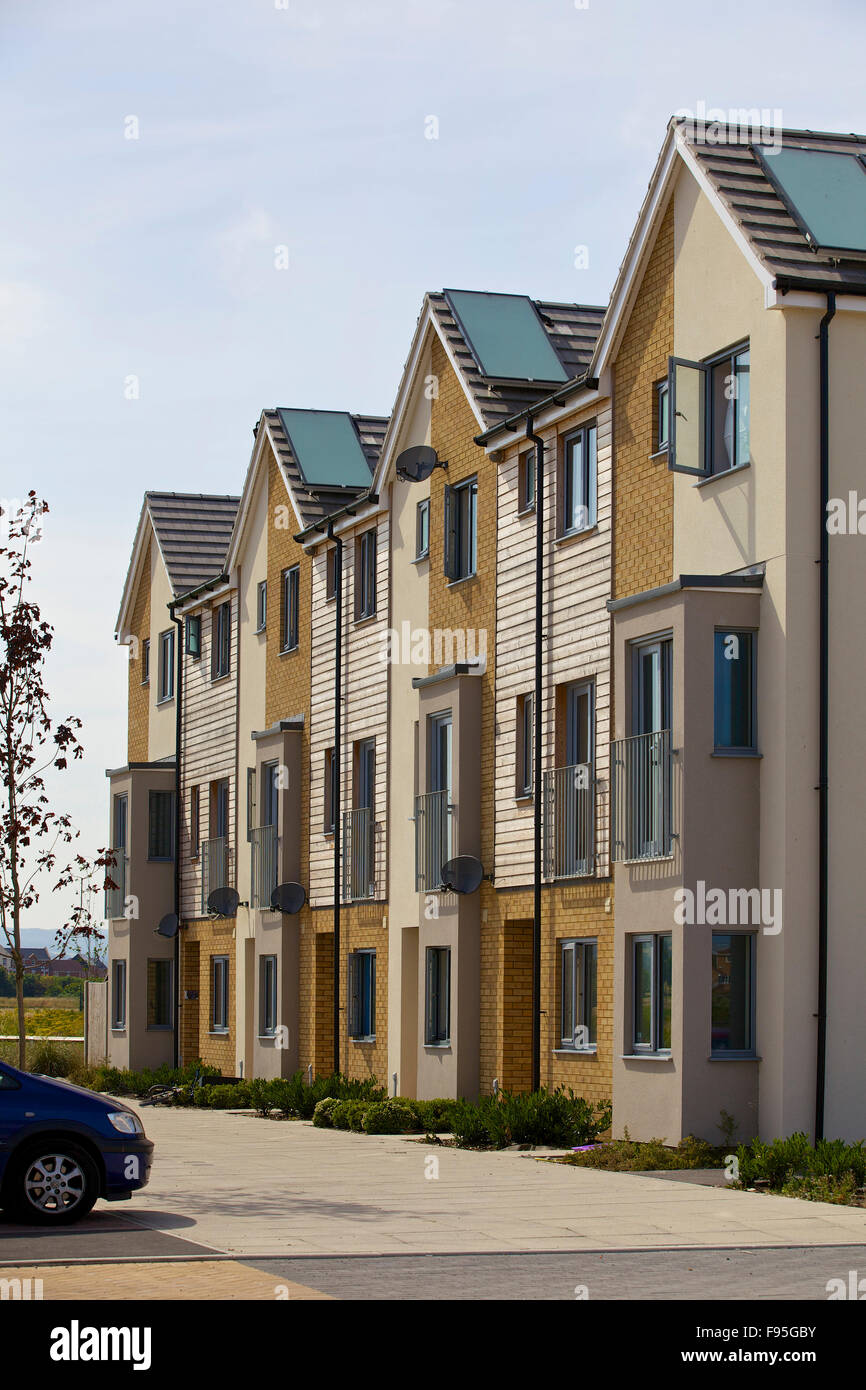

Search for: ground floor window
xmin=348 ymin=949 xmax=376 ymax=1039
xmin=712 ymin=932 xmax=755 ymax=1055
xmin=632 ymin=934 xmax=672 ymax=1053
xmin=211 ymin=955 xmax=229 ymax=1033
xmin=260 ymin=954 xmax=278 ymax=1037
xmin=425 ymin=946 xmax=451 ymax=1045
xmin=111 ymin=959 xmax=127 ymax=1030
xmin=560 ymin=938 xmax=597 ymax=1048
xmin=147 ymin=958 xmax=173 ymax=1029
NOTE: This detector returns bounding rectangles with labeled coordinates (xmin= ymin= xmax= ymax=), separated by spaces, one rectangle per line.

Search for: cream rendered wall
xmin=234 ymin=464 xmax=269 ymax=1077
xmin=671 ymin=161 xmax=819 ymax=1139
xmin=147 ymin=539 xmax=177 ymax=762
xmin=384 ymin=346 xmax=432 ymax=1096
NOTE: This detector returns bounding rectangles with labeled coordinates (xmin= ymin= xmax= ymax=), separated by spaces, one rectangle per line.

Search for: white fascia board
xmin=115 ymin=501 xmax=154 ymax=642
xmin=372 ymin=302 xmax=435 ymax=493
xmin=224 ymin=414 xmax=271 ymax=574
xmin=674 ymin=130 xmax=775 ymax=296
xmin=765 ymin=287 xmax=866 ymax=312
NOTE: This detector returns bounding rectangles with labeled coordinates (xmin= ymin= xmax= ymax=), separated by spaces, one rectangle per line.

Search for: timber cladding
xmin=613 ymin=197 xmax=675 ymax=601
xmin=127 ymin=536 xmax=151 ymax=763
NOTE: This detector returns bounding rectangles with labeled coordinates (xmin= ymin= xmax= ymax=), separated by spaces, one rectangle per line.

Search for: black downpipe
xmin=330 ymin=526 xmax=343 ymax=1076
xmin=170 ymin=601 xmax=184 ymax=1070
xmin=527 ymin=416 xmax=545 ymax=1093
xmin=815 ymin=292 xmax=835 ymax=1143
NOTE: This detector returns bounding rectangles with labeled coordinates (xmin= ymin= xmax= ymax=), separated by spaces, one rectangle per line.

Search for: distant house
xmin=0 ymin=946 xmax=13 ymax=973
xmin=20 ymin=947 xmax=51 ymax=973
xmin=43 ymin=955 xmax=107 ymax=980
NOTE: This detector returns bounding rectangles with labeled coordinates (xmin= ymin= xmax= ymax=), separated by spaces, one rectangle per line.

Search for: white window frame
xmin=560 ymin=938 xmax=597 ymax=1050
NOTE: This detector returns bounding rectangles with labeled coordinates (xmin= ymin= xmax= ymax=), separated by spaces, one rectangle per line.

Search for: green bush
xmin=449 ymin=1088 xmax=611 ymax=1150
xmin=362 ymin=1099 xmax=420 ymax=1134
xmin=312 ymin=1097 xmax=341 ymax=1127
xmin=329 ymin=1099 xmax=370 ymax=1132
xmin=194 ymin=1082 xmax=251 ymax=1110
xmin=246 ymin=1078 xmax=276 ymax=1117
xmin=563 ymin=1133 xmax=721 ymax=1171
xmin=781 ymin=1173 xmax=859 ymax=1204
xmin=413 ymin=1099 xmax=459 ymax=1134
xmin=735 ymin=1132 xmax=866 ymax=1196
xmin=28 ymin=1039 xmax=81 ymax=1077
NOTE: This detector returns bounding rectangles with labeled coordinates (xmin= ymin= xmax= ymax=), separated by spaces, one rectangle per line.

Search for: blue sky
xmin=2 ymin=0 xmax=864 ymax=936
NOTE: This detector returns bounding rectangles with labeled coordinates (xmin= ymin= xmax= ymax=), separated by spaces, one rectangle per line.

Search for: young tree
xmin=0 ymin=493 xmax=107 ymax=1066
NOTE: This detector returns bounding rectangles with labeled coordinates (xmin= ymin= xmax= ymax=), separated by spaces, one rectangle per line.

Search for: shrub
xmin=194 ymin=1082 xmax=251 ymax=1110
xmin=362 ymin=1099 xmax=420 ymax=1135
xmin=781 ymin=1173 xmax=859 ymax=1204
xmin=735 ymin=1132 xmax=866 ymax=1197
xmin=413 ymin=1099 xmax=459 ymax=1134
xmin=312 ymin=1097 xmax=340 ymax=1128
xmin=247 ymin=1078 xmax=276 ymax=1118
xmin=28 ymin=1040 xmax=80 ymax=1077
xmin=449 ymin=1088 xmax=611 ymax=1150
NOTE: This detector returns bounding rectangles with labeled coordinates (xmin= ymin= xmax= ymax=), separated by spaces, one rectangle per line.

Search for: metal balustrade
xmin=250 ymin=824 xmax=278 ymax=910
xmin=105 ymin=853 xmax=128 ymax=919
xmin=342 ymin=807 xmax=375 ymax=902
xmin=610 ymin=729 xmax=673 ymax=863
xmin=200 ymin=836 xmax=229 ymax=912
xmin=414 ymin=789 xmax=453 ymax=892
xmin=543 ymin=763 xmax=595 ymax=879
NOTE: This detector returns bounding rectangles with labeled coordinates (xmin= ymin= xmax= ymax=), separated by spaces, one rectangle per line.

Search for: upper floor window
xmin=261 ymin=760 xmax=279 ymax=828
xmin=148 ymin=790 xmax=175 ymax=861
xmin=518 ymin=450 xmax=536 ymax=513
xmin=655 ymin=379 xmax=669 ymax=454
xmin=190 ymin=785 xmax=200 ymax=858
xmin=516 ymin=692 xmax=533 ymax=796
xmin=211 ymin=778 xmax=230 ymax=841
xmin=714 ymin=630 xmax=756 ymax=752
xmin=667 ymin=343 xmax=750 ymax=478
xmin=256 ymin=581 xmax=267 ymax=633
xmin=324 ymin=747 xmax=337 ymax=833
xmin=281 ymin=566 xmax=299 ymax=652
xmin=444 ymin=477 xmax=477 ymax=581
xmin=260 ymin=955 xmax=278 ymax=1037
xmin=211 ymin=955 xmax=229 ymax=1033
xmin=415 ymin=499 xmax=430 ymax=560
xmin=141 ymin=638 xmax=150 ymax=685
xmin=559 ymin=423 xmax=597 ymax=536
xmin=157 ymin=629 xmax=174 ymax=703
xmin=326 ymin=547 xmax=338 ymax=600
xmin=212 ymin=602 xmax=231 ymax=679
xmin=186 ymin=614 xmax=202 ymax=659
xmin=111 ymin=959 xmax=127 ymax=1030
xmin=147 ymin=959 xmax=173 ymax=1030
xmin=425 ymin=945 xmax=451 ymax=1044
xmin=355 ymin=528 xmax=377 ymax=619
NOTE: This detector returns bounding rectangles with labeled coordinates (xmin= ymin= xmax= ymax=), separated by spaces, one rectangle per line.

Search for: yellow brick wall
xmin=127 ymin=536 xmax=151 ymax=763
xmin=179 ymin=918 xmax=237 ymax=1073
xmin=613 ymin=198 xmax=675 ymax=600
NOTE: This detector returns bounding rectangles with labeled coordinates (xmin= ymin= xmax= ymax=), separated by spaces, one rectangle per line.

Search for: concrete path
xmin=118 ymin=1107 xmax=866 ymax=1258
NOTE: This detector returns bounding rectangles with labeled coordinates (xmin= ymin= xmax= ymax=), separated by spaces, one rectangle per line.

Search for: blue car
xmin=0 ymin=1059 xmax=153 ymax=1225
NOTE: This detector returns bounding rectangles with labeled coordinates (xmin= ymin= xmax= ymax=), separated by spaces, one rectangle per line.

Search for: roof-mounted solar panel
xmin=443 ymin=289 xmax=568 ymax=384
xmin=277 ymin=408 xmax=373 ymax=488
xmin=755 ymin=145 xmax=866 ymax=254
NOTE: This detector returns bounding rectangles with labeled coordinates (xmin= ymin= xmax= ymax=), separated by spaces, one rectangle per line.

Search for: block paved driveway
xmin=108 ymin=1107 xmax=866 ymax=1256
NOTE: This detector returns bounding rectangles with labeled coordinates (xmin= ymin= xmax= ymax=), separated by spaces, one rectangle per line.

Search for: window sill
xmin=350 ymin=1036 xmax=377 ymax=1045
xmin=553 ymin=1047 xmax=597 ymax=1057
xmin=649 ymin=447 xmax=669 ymax=462
xmin=210 ymin=672 xmax=231 ymax=685
xmin=445 ymin=573 xmax=477 ymax=589
xmin=146 ymin=1025 xmax=172 ymax=1032
xmin=353 ymin=612 xmax=378 ymax=628
xmin=156 ymin=696 xmax=175 ymax=707
xmin=279 ymin=644 xmax=299 ymax=658
xmin=258 ymin=1033 xmax=278 ymax=1042
xmin=424 ymin=1042 xmax=451 ymax=1050
xmin=517 ymin=505 xmax=536 ymax=518
xmin=110 ymin=1027 xmax=127 ymax=1034
xmin=555 ymin=524 xmax=598 ymax=548
xmin=140 ymin=679 xmax=150 ymax=687
xmin=709 ymin=1053 xmax=761 ymax=1062
xmin=412 ymin=552 xmax=430 ymax=565
xmin=254 ymin=625 xmax=266 ymax=636
xmin=620 ymin=1053 xmax=674 ymax=1062
xmin=711 ymin=749 xmax=762 ymax=759
xmin=693 ymin=461 xmax=751 ymax=489
xmin=514 ymin=793 xmax=534 ymax=805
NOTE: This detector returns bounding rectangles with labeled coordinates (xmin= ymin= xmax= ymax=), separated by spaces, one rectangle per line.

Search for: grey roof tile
xmin=146 ymin=492 xmax=240 ymax=596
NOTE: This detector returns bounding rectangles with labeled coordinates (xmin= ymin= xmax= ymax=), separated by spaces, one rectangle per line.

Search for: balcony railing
xmin=342 ymin=807 xmax=375 ymax=902
xmin=611 ymin=729 xmax=673 ymax=863
xmin=543 ymin=763 xmax=595 ymax=879
xmin=201 ymin=836 xmax=229 ymax=912
xmin=414 ymin=789 xmax=453 ymax=892
xmin=105 ymin=852 xmax=128 ymax=920
xmin=250 ymin=824 xmax=278 ymax=910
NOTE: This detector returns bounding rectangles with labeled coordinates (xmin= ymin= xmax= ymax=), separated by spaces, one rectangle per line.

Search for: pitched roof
xmin=680 ymin=123 xmax=866 ymax=293
xmin=427 ymin=291 xmax=605 ymax=431
xmin=260 ymin=409 xmax=387 ymax=529
xmin=145 ymin=492 xmax=240 ymax=596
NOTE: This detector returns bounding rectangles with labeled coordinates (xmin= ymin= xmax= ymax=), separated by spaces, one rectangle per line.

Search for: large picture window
xmin=348 ymin=949 xmax=376 ymax=1039
xmin=560 ymin=939 xmax=597 ymax=1048
xmin=714 ymin=630 xmax=756 ymax=751
xmin=632 ymin=934 xmax=672 ymax=1053
xmin=559 ymin=422 xmax=597 ymax=535
xmin=712 ymin=933 xmax=755 ymax=1056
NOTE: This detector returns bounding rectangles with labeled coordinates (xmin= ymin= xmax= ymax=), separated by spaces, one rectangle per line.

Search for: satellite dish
xmin=207 ymin=886 xmax=240 ymax=918
xmin=270 ymin=881 xmax=307 ymax=915
xmin=155 ymin=912 xmax=179 ymax=939
xmin=440 ymin=856 xmax=484 ymax=895
xmin=395 ymin=445 xmax=445 ymax=482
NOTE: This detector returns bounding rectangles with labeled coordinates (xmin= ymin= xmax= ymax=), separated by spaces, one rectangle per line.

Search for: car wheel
xmin=5 ymin=1144 xmax=99 ymax=1225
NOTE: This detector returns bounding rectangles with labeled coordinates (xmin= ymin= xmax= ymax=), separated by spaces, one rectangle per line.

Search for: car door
xmin=0 ymin=1065 xmax=30 ymax=1176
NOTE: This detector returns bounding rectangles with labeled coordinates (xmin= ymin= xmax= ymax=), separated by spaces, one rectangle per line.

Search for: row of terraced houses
xmin=103 ymin=119 xmax=866 ymax=1143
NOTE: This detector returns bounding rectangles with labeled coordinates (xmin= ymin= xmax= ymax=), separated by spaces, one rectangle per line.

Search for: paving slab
xmin=0 ymin=1259 xmax=331 ymax=1300
xmin=112 ymin=1106 xmax=866 ymax=1257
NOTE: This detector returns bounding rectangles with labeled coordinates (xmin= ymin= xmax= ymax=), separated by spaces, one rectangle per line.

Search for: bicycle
xmin=140 ymin=1068 xmax=204 ymax=1107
